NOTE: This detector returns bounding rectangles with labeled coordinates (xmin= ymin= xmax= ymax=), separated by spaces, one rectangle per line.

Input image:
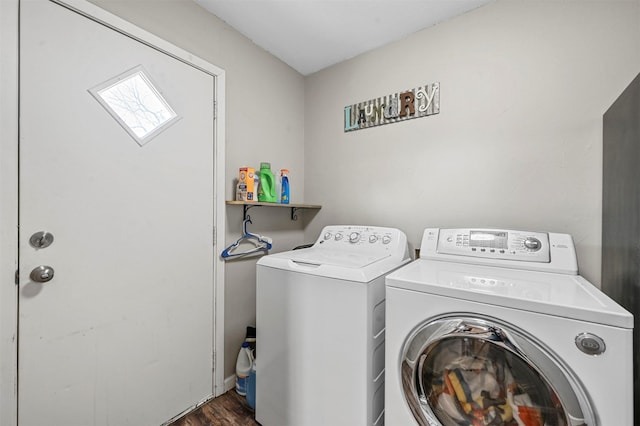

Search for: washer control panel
xmin=316 ymin=225 xmax=405 ymax=254
xmin=434 ymin=228 xmax=550 ymax=263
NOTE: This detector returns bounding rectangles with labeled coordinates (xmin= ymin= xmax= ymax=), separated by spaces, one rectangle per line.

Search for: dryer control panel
xmin=435 ymin=228 xmax=550 ymax=263
xmin=420 ymin=228 xmax=578 ymax=274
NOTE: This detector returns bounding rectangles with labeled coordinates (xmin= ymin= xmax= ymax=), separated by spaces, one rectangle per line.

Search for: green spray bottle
xmin=257 ymin=162 xmax=277 ymax=202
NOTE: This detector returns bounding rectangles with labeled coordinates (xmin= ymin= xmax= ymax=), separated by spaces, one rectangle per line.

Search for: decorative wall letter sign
xmin=344 ymin=82 xmax=439 ymax=132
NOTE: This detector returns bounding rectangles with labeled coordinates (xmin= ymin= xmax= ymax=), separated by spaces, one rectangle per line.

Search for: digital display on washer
xmin=469 ymin=230 xmax=508 ymax=249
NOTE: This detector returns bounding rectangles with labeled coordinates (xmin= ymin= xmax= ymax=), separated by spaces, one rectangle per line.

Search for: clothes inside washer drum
xmin=420 ymin=340 xmax=566 ymax=426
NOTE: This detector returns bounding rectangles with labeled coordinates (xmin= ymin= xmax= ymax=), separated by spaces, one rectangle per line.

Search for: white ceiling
xmin=194 ymin=0 xmax=493 ymax=75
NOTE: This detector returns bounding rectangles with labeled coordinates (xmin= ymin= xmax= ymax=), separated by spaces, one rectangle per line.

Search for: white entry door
xmin=19 ymin=1 xmax=216 ymax=425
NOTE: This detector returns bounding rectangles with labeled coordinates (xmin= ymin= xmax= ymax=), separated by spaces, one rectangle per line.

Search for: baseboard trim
xmin=224 ymin=374 xmax=236 ymax=393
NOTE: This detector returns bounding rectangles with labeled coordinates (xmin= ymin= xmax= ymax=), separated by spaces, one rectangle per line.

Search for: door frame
xmin=0 ymin=1 xmax=227 ymax=424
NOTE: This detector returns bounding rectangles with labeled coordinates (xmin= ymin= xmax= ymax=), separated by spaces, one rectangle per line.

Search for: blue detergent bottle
xmin=246 ymin=359 xmax=256 ymax=410
xmin=235 ymin=342 xmax=253 ymax=396
xmin=280 ymin=169 xmax=290 ymax=204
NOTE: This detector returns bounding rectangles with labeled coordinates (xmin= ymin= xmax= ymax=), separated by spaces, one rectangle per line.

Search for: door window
xmin=89 ymin=65 xmax=180 ymax=146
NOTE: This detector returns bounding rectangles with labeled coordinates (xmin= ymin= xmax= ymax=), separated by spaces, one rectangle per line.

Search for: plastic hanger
xmin=221 ymin=216 xmax=273 ymax=259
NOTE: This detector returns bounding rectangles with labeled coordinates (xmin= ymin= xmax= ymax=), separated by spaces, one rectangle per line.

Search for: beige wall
xmin=304 ymin=0 xmax=640 ymax=285
xmin=87 ymin=0 xmax=307 ymax=380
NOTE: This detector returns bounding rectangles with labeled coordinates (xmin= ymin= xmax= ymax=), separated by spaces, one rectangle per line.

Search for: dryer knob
xmin=334 ymin=233 xmax=343 ymax=241
xmin=349 ymin=232 xmax=360 ymax=243
xmin=524 ymin=237 xmax=541 ymax=251
xmin=382 ymin=235 xmax=392 ymax=244
xmin=324 ymin=232 xmax=332 ymax=240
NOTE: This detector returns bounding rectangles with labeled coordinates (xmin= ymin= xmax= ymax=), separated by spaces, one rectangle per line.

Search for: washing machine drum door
xmin=401 ymin=317 xmax=594 ymax=426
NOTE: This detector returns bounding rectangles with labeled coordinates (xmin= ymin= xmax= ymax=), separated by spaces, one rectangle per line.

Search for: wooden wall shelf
xmin=226 ymin=201 xmax=322 ymax=221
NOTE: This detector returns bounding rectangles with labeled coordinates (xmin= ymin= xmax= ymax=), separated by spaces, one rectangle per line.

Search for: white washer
xmin=386 ymin=228 xmax=633 ymax=426
xmin=256 ymin=225 xmax=410 ymax=426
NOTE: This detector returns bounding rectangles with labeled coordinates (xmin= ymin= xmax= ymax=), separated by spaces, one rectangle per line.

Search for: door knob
xmin=30 ymin=265 xmax=55 ymax=283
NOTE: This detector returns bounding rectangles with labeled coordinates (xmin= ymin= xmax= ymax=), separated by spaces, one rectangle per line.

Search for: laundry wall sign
xmin=344 ymin=82 xmax=440 ymax=132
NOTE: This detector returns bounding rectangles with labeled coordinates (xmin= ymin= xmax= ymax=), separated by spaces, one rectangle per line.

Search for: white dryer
xmin=256 ymin=225 xmax=410 ymax=426
xmin=385 ymin=228 xmax=633 ymax=426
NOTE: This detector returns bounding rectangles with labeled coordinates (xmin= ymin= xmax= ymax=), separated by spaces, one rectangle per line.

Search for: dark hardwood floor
xmin=169 ymin=391 xmax=260 ymax=426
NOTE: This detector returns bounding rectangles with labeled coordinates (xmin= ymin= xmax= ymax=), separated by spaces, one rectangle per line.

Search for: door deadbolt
xmin=29 ymin=231 xmax=54 ymax=249
xmin=30 ymin=265 xmax=55 ymax=283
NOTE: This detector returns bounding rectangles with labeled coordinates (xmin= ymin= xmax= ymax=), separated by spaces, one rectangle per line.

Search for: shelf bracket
xmin=243 ymin=204 xmax=260 ymax=221
xmin=291 ymin=207 xmax=300 ymax=221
